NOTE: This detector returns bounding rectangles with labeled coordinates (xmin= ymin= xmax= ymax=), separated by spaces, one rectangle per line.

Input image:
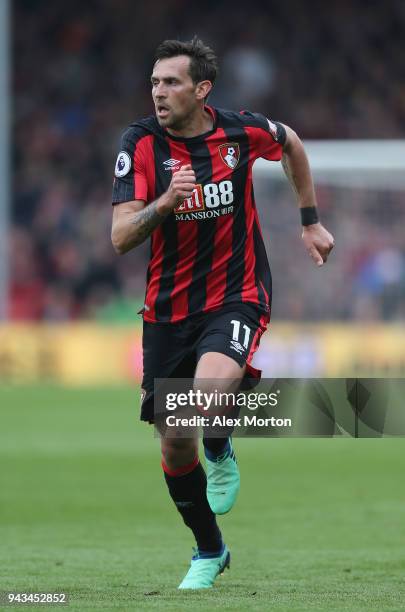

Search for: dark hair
xmin=154 ymin=36 xmax=218 ymax=86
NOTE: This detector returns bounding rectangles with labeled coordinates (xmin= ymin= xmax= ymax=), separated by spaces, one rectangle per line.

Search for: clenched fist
xmin=157 ymin=164 xmax=196 ymax=215
xmin=302 ymin=222 xmax=335 ymax=266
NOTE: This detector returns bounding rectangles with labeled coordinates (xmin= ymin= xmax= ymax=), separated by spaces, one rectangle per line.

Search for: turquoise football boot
xmin=205 ymin=440 xmax=240 ymax=514
xmin=178 ymin=545 xmax=230 ymax=589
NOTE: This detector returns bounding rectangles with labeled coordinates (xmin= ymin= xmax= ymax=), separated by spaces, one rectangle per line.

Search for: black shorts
xmin=140 ymin=302 xmax=269 ymax=423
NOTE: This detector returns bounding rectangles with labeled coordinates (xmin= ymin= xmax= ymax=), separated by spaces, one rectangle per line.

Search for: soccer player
xmin=111 ymin=37 xmax=334 ymax=589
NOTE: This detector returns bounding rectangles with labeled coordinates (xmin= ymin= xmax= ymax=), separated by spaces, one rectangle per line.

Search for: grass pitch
xmin=0 ymin=385 xmax=404 ymax=611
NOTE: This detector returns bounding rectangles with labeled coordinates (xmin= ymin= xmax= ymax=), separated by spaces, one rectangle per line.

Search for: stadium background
xmin=4 ymin=0 xmax=405 ymax=381
xmin=1 ymin=1 xmax=405 ymax=609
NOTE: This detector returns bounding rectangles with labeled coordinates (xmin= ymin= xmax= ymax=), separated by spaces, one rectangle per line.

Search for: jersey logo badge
xmin=230 ymin=340 xmax=244 ymax=355
xmin=219 ymin=143 xmax=240 ymax=169
xmin=115 ymin=151 xmax=131 ymax=177
xmin=163 ymin=158 xmax=181 ymax=170
xmin=174 ymin=184 xmax=204 ymax=213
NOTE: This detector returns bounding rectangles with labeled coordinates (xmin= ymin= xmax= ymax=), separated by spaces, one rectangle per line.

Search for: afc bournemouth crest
xmin=219 ymin=143 xmax=240 ymax=169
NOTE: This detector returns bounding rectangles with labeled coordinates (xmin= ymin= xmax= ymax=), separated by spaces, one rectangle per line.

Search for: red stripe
xmin=132 ymin=135 xmax=152 ymax=201
xmin=161 ymin=456 xmax=199 ymax=477
xmin=247 ymin=326 xmax=261 ymax=365
xmin=244 ymin=125 xmax=283 ymax=162
xmin=203 ymin=128 xmax=234 ymax=312
xmin=167 ymin=141 xmax=198 ymax=321
xmin=247 ymin=312 xmax=269 ymax=364
xmin=245 ymin=312 xmax=269 ymax=381
xmin=135 ymin=134 xmax=155 ymax=201
xmin=142 ymin=137 xmax=161 ymax=321
xmin=241 ymin=160 xmax=260 ymax=305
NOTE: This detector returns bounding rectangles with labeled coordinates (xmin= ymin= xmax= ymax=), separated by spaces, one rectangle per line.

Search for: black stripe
xmin=112 ymin=127 xmax=149 ymax=204
xmin=146 ymin=240 xmax=153 ymax=287
xmin=145 ymin=137 xmax=156 ymax=291
xmin=184 ymin=138 xmax=214 ymax=314
xmin=153 ymin=136 xmax=178 ymax=321
xmin=219 ymin=115 xmax=250 ymax=305
xmin=253 ymin=213 xmax=272 ymax=311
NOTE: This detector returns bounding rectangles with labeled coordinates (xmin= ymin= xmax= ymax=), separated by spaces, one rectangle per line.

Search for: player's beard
xmin=156 ymin=113 xmax=173 ymax=128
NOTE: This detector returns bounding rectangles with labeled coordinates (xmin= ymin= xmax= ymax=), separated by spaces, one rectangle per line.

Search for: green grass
xmin=0 ymin=385 xmax=404 ymax=611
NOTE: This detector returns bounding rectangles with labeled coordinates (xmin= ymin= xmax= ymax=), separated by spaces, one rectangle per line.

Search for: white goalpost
xmin=255 ymin=140 xmax=405 ymax=186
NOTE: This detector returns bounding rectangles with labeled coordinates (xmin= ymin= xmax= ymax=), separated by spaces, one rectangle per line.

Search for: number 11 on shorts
xmin=230 ymin=320 xmax=251 ymax=349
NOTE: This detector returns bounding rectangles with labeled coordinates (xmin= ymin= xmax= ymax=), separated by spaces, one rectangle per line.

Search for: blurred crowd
xmin=257 ymin=178 xmax=405 ymax=322
xmin=11 ymin=0 xmax=405 ymax=321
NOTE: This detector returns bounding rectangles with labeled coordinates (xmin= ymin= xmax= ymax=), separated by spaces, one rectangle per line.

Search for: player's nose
xmin=154 ymin=83 xmax=167 ymax=97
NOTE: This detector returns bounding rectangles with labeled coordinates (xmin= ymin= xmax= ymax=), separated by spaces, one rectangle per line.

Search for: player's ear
xmin=195 ymin=80 xmax=212 ymax=100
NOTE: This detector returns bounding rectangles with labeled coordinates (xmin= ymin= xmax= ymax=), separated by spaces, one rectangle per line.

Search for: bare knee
xmin=195 ymin=352 xmax=244 ymax=394
xmin=161 ymin=437 xmax=198 ymax=470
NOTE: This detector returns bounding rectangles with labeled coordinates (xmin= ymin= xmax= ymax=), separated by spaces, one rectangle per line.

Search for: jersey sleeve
xmin=241 ymin=111 xmax=286 ymax=162
xmin=112 ymin=127 xmax=148 ymax=204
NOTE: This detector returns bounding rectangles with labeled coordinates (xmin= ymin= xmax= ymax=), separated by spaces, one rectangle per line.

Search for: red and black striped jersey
xmin=112 ymin=106 xmax=286 ymax=323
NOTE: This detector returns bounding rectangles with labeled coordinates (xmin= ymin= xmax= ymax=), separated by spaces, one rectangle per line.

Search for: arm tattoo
xmin=281 ymin=154 xmax=299 ymax=199
xmin=130 ymin=200 xmax=167 ymax=246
